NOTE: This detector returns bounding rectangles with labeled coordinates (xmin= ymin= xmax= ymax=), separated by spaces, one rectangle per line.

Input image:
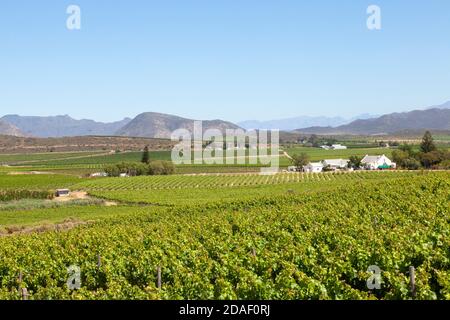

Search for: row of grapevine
xmin=0 ymin=173 xmax=448 ymax=299
xmin=76 ymin=171 xmax=419 ymax=191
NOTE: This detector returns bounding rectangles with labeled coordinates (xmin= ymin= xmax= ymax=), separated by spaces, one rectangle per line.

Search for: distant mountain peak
xmin=428 ymin=101 xmax=450 ymax=110
xmin=116 ymin=112 xmax=241 ymax=139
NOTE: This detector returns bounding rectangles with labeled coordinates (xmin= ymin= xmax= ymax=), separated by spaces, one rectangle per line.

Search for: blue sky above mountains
xmin=1 ymin=0 xmax=450 ymax=122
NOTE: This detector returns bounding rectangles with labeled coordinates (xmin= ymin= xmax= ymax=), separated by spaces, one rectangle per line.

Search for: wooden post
xmin=252 ymin=248 xmax=256 ymax=258
xmin=409 ymin=266 xmax=416 ymax=298
xmin=18 ymin=271 xmax=22 ymax=291
xmin=157 ymin=266 xmax=162 ymax=289
xmin=21 ymin=288 xmax=28 ymax=300
xmin=97 ymin=254 xmax=101 ymax=269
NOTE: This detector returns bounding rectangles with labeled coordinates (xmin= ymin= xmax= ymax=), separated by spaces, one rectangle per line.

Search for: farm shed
xmin=55 ymin=189 xmax=70 ymax=197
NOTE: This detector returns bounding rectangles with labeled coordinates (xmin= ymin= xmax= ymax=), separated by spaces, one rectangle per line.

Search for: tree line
xmin=392 ymin=131 xmax=450 ymax=170
xmin=289 ymin=131 xmax=450 ymax=170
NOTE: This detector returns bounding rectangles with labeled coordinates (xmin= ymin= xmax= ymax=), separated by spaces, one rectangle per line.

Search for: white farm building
xmin=331 ymin=144 xmax=347 ymax=150
xmin=320 ymin=144 xmax=347 ymax=150
xmin=361 ymin=154 xmax=396 ymax=170
xmin=322 ymin=159 xmax=349 ymax=170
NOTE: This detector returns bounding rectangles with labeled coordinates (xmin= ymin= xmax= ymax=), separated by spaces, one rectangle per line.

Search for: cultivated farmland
xmin=0 ymin=145 xmax=449 ymax=300
xmin=0 ymin=173 xmax=448 ymax=299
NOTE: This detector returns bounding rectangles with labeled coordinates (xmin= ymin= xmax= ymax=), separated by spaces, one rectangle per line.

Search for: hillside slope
xmin=0 ymin=120 xmax=24 ymax=136
xmin=1 ymin=115 xmax=131 ymax=138
xmin=116 ymin=112 xmax=241 ymax=138
xmin=296 ymin=108 xmax=450 ymax=135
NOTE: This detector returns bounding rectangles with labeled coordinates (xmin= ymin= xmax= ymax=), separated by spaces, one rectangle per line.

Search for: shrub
xmin=436 ymin=159 xmax=450 ymax=170
xmin=104 ymin=161 xmax=175 ymax=177
xmin=0 ymin=190 xmax=54 ymax=202
xmin=149 ymin=160 xmax=175 ymax=175
xmin=402 ymin=158 xmax=421 ymax=170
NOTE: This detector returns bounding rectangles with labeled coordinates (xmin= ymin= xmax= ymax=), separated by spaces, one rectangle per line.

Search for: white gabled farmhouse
xmin=361 ymin=154 xmax=396 ymax=170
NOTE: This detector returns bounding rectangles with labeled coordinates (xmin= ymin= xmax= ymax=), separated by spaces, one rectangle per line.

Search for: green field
xmin=0 ymin=145 xmax=405 ymax=175
xmin=4 ymin=150 xmax=279 ymax=173
xmin=0 ymin=146 xmax=449 ymax=300
xmin=0 ymin=151 xmax=107 ymax=165
xmin=8 ymin=151 xmax=151 ymax=167
xmin=0 ymin=173 xmax=83 ymax=190
xmin=76 ymin=171 xmax=416 ymax=206
xmin=0 ymin=172 xmax=448 ymax=299
xmin=0 ymin=205 xmax=139 ymax=230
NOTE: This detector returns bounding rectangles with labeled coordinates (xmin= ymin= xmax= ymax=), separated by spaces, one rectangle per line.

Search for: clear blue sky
xmin=1 ymin=0 xmax=450 ymax=122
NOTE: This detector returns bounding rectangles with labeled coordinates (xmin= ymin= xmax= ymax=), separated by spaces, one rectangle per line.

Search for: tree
xmin=392 ymin=150 xmax=409 ymax=167
xmin=148 ymin=160 xmax=175 ymax=175
xmin=290 ymin=153 xmax=310 ymax=170
xmin=398 ymin=144 xmax=414 ymax=155
xmin=348 ymin=155 xmax=363 ymax=169
xmin=420 ymin=131 xmax=436 ymax=153
xmin=418 ymin=150 xmax=445 ymax=169
xmin=402 ymin=158 xmax=420 ymax=170
xmin=307 ymin=135 xmax=319 ymax=147
xmin=141 ymin=145 xmax=150 ymax=164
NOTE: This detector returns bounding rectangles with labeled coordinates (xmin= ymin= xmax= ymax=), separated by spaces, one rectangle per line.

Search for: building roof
xmin=322 ymin=159 xmax=349 ymax=166
xmin=361 ymin=154 xmax=388 ymax=163
xmin=306 ymin=162 xmax=324 ymax=167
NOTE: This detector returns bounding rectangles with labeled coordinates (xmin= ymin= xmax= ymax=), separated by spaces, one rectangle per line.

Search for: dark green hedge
xmin=0 ymin=190 xmax=54 ymax=202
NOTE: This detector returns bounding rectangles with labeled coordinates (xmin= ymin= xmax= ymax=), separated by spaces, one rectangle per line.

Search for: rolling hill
xmin=116 ymin=112 xmax=242 ymax=138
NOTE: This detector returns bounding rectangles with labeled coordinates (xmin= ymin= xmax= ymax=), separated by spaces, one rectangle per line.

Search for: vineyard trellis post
xmin=17 ymin=271 xmax=22 ymax=291
xmin=409 ymin=266 xmax=416 ymax=298
xmin=157 ymin=266 xmax=162 ymax=289
xmin=21 ymin=288 xmax=29 ymax=300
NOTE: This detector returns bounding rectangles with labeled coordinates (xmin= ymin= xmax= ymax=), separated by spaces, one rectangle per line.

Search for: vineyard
xmin=77 ymin=171 xmax=421 ymax=206
xmin=0 ymin=173 xmax=448 ymax=299
xmin=0 ymin=151 xmax=106 ymax=165
xmin=0 ymin=174 xmax=83 ymax=191
xmin=76 ymin=171 xmax=417 ymax=191
xmin=1 ymin=150 xmax=281 ymax=175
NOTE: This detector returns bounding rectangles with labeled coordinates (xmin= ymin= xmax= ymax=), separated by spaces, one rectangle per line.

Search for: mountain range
xmin=0 ymin=113 xmax=241 ymax=139
xmin=0 ymin=101 xmax=449 ymax=138
xmin=1 ymin=115 xmax=132 ymax=138
xmin=295 ymin=104 xmax=450 ymax=135
xmin=237 ymin=114 xmax=377 ymax=131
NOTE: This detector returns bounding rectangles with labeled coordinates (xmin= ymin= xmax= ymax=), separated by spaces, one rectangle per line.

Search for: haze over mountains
xmin=0 ymin=119 xmax=24 ymax=137
xmin=0 ymin=101 xmax=449 ymax=138
xmin=238 ymin=114 xmax=377 ymax=131
xmin=295 ymin=104 xmax=450 ymax=135
xmin=1 ymin=115 xmax=132 ymax=138
xmin=0 ymin=113 xmax=241 ymax=139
